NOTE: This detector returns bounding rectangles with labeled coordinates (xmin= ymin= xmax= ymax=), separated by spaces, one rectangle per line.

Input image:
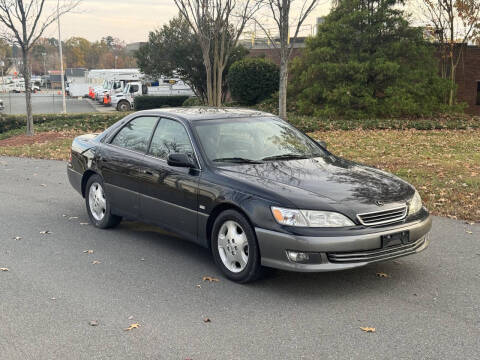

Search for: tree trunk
xmin=278 ymin=57 xmax=288 ymax=120
xmin=22 ymin=50 xmax=34 ymax=136
xmin=449 ymin=51 xmax=455 ymax=106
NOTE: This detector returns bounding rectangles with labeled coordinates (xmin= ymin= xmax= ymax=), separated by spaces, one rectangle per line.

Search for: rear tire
xmin=211 ymin=210 xmax=262 ymax=283
xmin=85 ymin=174 xmax=121 ymax=229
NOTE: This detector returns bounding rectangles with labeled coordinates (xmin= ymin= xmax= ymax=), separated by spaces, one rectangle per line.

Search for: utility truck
xmin=112 ymin=78 xmax=195 ymax=111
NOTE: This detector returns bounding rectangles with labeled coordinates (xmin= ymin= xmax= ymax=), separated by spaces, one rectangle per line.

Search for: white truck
xmin=89 ymin=69 xmax=143 ymax=105
xmin=112 ymin=78 xmax=195 ymax=111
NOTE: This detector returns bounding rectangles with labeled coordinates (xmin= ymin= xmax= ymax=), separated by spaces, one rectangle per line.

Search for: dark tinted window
xmin=149 ymin=118 xmax=193 ymax=159
xmin=111 ymin=116 xmax=158 ymax=153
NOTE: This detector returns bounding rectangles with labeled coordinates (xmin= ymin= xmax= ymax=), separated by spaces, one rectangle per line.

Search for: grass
xmin=1 ymin=117 xmax=479 ymax=222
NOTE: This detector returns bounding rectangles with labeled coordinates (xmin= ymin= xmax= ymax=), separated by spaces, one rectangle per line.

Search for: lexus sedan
xmin=67 ymin=108 xmax=431 ymax=283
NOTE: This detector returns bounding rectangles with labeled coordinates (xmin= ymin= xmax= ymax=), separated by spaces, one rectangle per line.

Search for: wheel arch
xmin=81 ymin=170 xmax=98 ymax=198
xmin=205 ymin=202 xmax=256 ymax=250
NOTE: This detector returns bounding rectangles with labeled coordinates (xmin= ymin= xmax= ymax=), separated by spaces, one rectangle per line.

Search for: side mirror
xmin=167 ymin=153 xmax=194 ymax=168
xmin=316 ymin=140 xmax=327 ymax=149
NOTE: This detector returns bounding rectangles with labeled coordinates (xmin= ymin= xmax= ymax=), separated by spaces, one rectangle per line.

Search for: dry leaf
xmin=196 ymin=284 xmax=202 ymax=288
xmin=0 ymin=267 xmax=9 ymax=271
xmin=89 ymin=320 xmax=99 ymax=326
xmin=13 ymin=236 xmax=22 ymax=240
xmin=40 ymin=184 xmax=47 ymax=187
xmin=124 ymin=323 xmax=140 ymax=331
xmin=376 ymin=272 xmax=389 ymax=278
xmin=51 ymin=297 xmax=56 ymax=300
xmin=465 ymin=230 xmax=473 ymax=234
xmin=202 ymin=276 xmax=219 ymax=282
xmin=128 ymin=315 xmax=134 ymax=320
xmin=83 ymin=250 xmax=94 ymax=254
xmin=360 ymin=327 xmax=376 ymax=333
xmin=92 ymin=260 xmax=101 ymax=265
xmin=203 ymin=318 xmax=211 ymax=323
xmin=40 ymin=230 xmax=51 ymax=234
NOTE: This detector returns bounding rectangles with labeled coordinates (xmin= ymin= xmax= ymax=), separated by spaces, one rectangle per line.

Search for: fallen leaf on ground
xmin=0 ymin=267 xmax=9 ymax=271
xmin=92 ymin=260 xmax=101 ymax=264
xmin=83 ymin=250 xmax=94 ymax=254
xmin=124 ymin=323 xmax=140 ymax=331
xmin=465 ymin=230 xmax=473 ymax=234
xmin=360 ymin=327 xmax=376 ymax=333
xmin=13 ymin=236 xmax=22 ymax=240
xmin=51 ymin=297 xmax=56 ymax=300
xmin=128 ymin=315 xmax=134 ymax=320
xmin=68 ymin=216 xmax=78 ymax=220
xmin=196 ymin=284 xmax=201 ymax=288
xmin=89 ymin=320 xmax=99 ymax=326
xmin=203 ymin=318 xmax=211 ymax=323
xmin=376 ymin=272 xmax=389 ymax=278
xmin=202 ymin=276 xmax=219 ymax=282
xmin=40 ymin=184 xmax=46 ymax=187
xmin=40 ymin=230 xmax=51 ymax=234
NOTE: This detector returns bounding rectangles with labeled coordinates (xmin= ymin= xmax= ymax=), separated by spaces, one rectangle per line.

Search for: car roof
xmin=134 ymin=107 xmax=275 ymax=122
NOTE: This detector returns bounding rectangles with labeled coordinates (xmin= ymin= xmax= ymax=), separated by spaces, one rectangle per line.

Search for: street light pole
xmin=57 ymin=0 xmax=66 ymax=114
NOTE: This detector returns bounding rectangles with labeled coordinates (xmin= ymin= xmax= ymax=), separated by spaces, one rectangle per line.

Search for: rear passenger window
xmin=149 ymin=118 xmax=194 ymax=159
xmin=111 ymin=116 xmax=158 ymax=153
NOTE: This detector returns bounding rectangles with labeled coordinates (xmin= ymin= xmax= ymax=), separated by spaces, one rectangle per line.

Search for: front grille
xmin=357 ymin=206 xmax=407 ymax=226
xmin=327 ymin=236 xmax=427 ymax=264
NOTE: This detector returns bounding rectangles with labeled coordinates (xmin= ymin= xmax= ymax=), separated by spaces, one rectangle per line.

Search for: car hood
xmin=216 ymin=156 xmax=414 ymax=218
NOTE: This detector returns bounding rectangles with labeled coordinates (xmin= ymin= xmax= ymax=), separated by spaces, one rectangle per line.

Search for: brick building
xmin=245 ymin=39 xmax=480 ymax=115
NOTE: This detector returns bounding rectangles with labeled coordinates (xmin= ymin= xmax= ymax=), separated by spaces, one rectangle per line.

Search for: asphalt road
xmin=0 ymin=93 xmax=96 ymax=114
xmin=0 ymin=157 xmax=479 ymax=360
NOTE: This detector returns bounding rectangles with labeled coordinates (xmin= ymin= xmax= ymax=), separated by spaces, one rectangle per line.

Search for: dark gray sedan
xmin=68 ymin=108 xmax=431 ymax=282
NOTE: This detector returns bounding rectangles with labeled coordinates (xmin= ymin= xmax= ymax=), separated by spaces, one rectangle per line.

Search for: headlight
xmin=408 ymin=190 xmax=423 ymax=215
xmin=271 ymin=207 xmax=354 ymax=227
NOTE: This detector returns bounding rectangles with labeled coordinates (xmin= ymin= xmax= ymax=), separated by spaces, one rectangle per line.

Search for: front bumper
xmin=256 ymin=215 xmax=432 ymax=272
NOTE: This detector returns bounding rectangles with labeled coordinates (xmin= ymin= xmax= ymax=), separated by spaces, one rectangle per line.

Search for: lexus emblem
xmin=375 ymin=200 xmax=384 ymax=206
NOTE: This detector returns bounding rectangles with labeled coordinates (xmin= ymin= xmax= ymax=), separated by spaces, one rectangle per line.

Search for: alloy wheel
xmin=217 ymin=220 xmax=249 ymax=273
xmin=88 ymin=182 xmax=106 ymax=221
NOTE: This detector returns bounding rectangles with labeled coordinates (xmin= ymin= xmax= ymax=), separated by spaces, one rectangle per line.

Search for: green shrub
xmin=0 ymin=113 xmax=124 ymax=135
xmin=289 ymin=0 xmax=460 ymax=119
xmin=134 ymin=96 xmax=190 ymax=110
xmin=227 ymin=58 xmax=279 ymax=105
xmin=182 ymin=97 xmax=204 ymax=107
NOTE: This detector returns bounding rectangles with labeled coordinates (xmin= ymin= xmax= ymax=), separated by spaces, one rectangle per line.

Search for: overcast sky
xmin=41 ymin=0 xmax=333 ymax=44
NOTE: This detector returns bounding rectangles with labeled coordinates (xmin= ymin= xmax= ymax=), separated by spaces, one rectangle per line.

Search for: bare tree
xmin=421 ymin=0 xmax=480 ymax=105
xmin=0 ymin=0 xmax=80 ymax=135
xmin=173 ymin=0 xmax=260 ymax=106
xmin=257 ymin=0 xmax=319 ymax=119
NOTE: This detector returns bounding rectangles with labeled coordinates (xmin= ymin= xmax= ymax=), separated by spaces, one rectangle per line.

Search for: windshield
xmin=193 ymin=117 xmax=325 ymax=164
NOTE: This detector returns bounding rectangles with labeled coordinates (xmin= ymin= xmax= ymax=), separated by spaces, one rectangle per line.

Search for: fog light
xmin=286 ymin=250 xmax=310 ymax=263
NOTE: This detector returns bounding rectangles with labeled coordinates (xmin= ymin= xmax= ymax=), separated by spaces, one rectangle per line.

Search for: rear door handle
xmin=142 ymin=169 xmax=154 ymax=176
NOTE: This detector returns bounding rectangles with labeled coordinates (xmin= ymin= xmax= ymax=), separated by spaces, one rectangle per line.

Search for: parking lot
xmin=0 ymin=93 xmax=97 ymax=114
xmin=0 ymin=156 xmax=479 ymax=359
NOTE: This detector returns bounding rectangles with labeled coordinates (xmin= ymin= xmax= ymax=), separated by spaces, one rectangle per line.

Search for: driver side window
xmin=148 ymin=118 xmax=194 ymax=160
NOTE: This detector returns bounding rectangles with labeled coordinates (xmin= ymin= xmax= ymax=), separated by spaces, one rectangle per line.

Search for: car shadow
xmin=108 ymin=220 xmax=428 ymax=301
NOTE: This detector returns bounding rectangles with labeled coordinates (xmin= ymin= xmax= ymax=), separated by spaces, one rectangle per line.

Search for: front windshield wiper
xmin=261 ymin=153 xmax=310 ymax=161
xmin=212 ymin=157 xmax=264 ymax=164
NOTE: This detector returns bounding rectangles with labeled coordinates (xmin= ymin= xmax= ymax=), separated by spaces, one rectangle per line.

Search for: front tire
xmin=211 ymin=210 xmax=262 ymax=283
xmin=117 ymin=100 xmax=131 ymax=112
xmin=85 ymin=174 xmax=121 ymax=229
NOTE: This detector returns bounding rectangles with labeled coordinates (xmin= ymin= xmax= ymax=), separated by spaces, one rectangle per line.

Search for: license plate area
xmin=382 ymin=231 xmax=410 ymax=248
